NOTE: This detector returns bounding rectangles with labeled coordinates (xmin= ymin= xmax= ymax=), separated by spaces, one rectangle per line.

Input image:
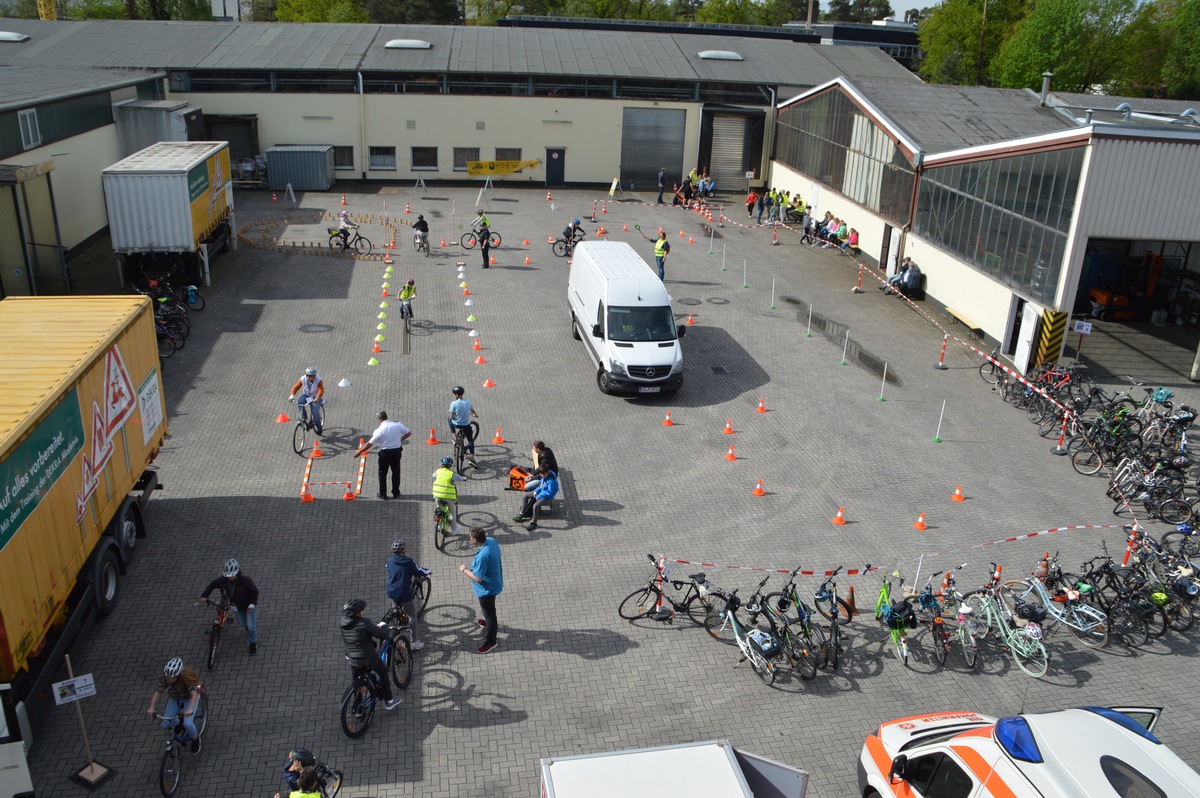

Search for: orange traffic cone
xmin=475 ymin=355 xmax=487 ymax=364
xmin=341 ymin=194 xmax=348 ymax=206
xmin=372 ymin=340 xmax=382 ymax=354
xmin=343 ymin=484 xmax=357 ymax=501
xmin=381 ymin=288 xmax=389 ymax=297
xmin=688 ymin=236 xmax=695 ymax=244
xmin=952 ymin=484 xmax=966 ymax=502
xmin=756 ymin=398 xmax=767 ymax=414
xmin=426 ymin=428 xmax=440 ymax=445
xmin=275 ymin=412 xmax=290 ymax=423
xmin=482 ymin=378 xmax=495 ymax=388
xmin=679 ymin=229 xmax=686 ymax=237
xmin=463 ymin=287 xmax=471 ymax=296
xmin=522 ymin=239 xmax=530 ymax=246
xmin=832 ymin=507 xmax=846 ymax=526
xmin=271 ymin=192 xmax=278 ymax=203
xmin=658 ymin=225 xmax=664 ymax=235
xmin=723 ymin=419 xmax=734 ymax=435
xmin=404 ymin=202 xmax=411 ymax=214
xmin=622 ymin=223 xmax=628 ymax=232
xmin=300 ymin=483 xmax=314 ymax=503
xmin=597 ymin=225 xmax=606 ymax=235
xmin=752 ymin=479 xmax=766 ymax=497
xmin=547 ymin=235 xmax=555 ymax=244
xmin=492 ymin=427 xmax=505 ymax=444
xmin=383 ymin=252 xmax=392 ymax=264
xmin=912 ymin=512 xmax=928 ymax=531
xmin=489 ymin=256 xmax=496 ymax=265
xmin=546 ymin=190 xmax=553 ymax=201
xmin=311 ymin=439 xmax=323 ymax=458
xmin=847 ymin=585 xmax=858 ymax=616
xmin=725 ymin=445 xmax=737 ymax=461
xmin=662 ymin=411 xmax=674 ymax=427
xmin=473 ymin=337 xmax=482 ymax=351
xmin=687 ymin=313 xmax=695 ymax=325
xmin=440 ymin=237 xmax=447 ymax=247
xmin=524 ymin=255 xmax=532 ymax=264
xmin=601 ymin=200 xmax=608 ymax=214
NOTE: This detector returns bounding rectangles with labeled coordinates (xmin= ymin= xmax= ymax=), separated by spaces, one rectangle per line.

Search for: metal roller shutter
xmin=205 ymin=118 xmax=257 ymax=161
xmin=620 ymin=108 xmax=685 ymax=189
xmin=709 ymin=114 xmax=749 ymax=190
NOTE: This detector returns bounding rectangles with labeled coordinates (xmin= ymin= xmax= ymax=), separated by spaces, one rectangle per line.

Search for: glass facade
xmin=914 ymin=147 xmax=1084 ymax=306
xmin=775 ymin=89 xmax=915 ymax=225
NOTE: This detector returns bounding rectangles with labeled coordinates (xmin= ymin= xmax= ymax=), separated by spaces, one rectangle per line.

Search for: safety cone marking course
xmin=622 ymin=223 xmax=628 ymax=232
xmin=547 ymin=235 xmax=555 ymax=244
xmin=475 ymin=355 xmax=487 ymax=364
xmin=687 ymin=236 xmax=695 ymax=244
xmin=546 ymin=190 xmax=553 ymax=201
xmin=725 ymin=445 xmax=737 ymax=461
xmin=271 ymin=192 xmax=278 ymax=203
xmin=723 ymin=419 xmax=734 ymax=435
xmin=383 ymin=252 xmax=392 ymax=264
xmin=342 ymin=484 xmax=357 ymax=501
xmin=658 ymin=225 xmax=664 ymax=235
xmin=752 ymin=479 xmax=766 ymax=497
xmin=311 ymin=439 xmax=323 ymax=458
xmin=367 ymin=357 xmax=379 ymax=366
xmin=597 ymin=225 xmax=607 ymax=235
xmin=275 ymin=412 xmax=290 ymax=423
xmin=952 ymin=485 xmax=966 ymax=502
xmin=372 ymin=340 xmax=382 ymax=354
xmin=524 ymin=254 xmax=533 ymax=265
xmin=912 ymin=512 xmax=928 ymax=531
xmin=489 ymin=256 xmax=497 ymax=266
xmin=522 ymin=238 xmax=530 ymax=246
xmin=832 ymin=507 xmax=846 ymax=525
xmin=473 ymin=337 xmax=482 ymax=351
xmin=687 ymin=313 xmax=695 ymax=325
xmin=427 ymin=428 xmax=440 ymax=445
xmin=482 ymin=378 xmax=495 ymax=388
xmin=756 ymin=398 xmax=768 ymax=414
xmin=847 ymin=586 xmax=858 ymax=616
xmin=492 ymin=427 xmax=505 ymax=444
xmin=341 ymin=194 xmax=348 ymax=206
xmin=440 ymin=237 xmax=447 ymax=247
xmin=300 ymin=483 xmax=314 ymax=503
xmin=662 ymin=411 xmax=674 ymax=427
xmin=404 ymin=201 xmax=411 ymax=214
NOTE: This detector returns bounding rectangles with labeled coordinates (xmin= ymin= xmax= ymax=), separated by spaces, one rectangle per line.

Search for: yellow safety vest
xmin=399 ymin=285 xmax=415 ymax=300
xmin=432 ymin=467 xmax=457 ymax=501
xmin=654 ymin=239 xmax=668 ymax=258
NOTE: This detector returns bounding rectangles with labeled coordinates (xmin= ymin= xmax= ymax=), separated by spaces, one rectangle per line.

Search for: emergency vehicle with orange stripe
xmin=857 ymin=706 xmax=1200 ymax=798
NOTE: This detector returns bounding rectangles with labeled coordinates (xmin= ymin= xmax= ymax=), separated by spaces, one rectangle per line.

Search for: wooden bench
xmin=945 ymin=307 xmax=984 ymax=340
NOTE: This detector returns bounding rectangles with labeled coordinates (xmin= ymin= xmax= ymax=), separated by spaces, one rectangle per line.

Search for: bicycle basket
xmin=746 ymin=629 xmax=781 ymax=659
xmin=1153 ymin=387 xmax=1175 ymax=404
xmin=1014 ymin=602 xmax=1048 ymax=623
xmin=888 ymin=601 xmax=917 ymax=630
xmin=327 ymin=227 xmax=340 ymax=235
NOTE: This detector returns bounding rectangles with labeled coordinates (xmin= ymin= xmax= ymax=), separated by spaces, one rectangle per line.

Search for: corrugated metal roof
xmin=1048 ymin=91 xmax=1199 ymax=116
xmin=0 ymin=64 xmax=162 ymax=112
xmin=104 ymin=140 xmax=227 ymax=173
xmin=0 ymin=296 xmax=147 ymax=453
xmin=266 ymin=144 xmax=333 ymax=152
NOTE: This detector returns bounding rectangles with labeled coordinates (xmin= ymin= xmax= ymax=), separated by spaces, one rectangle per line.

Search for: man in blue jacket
xmin=512 ymin=463 xmax=558 ymax=531
xmin=459 ymin=528 xmax=503 ymax=654
xmin=385 ymin=539 xmax=430 ymax=650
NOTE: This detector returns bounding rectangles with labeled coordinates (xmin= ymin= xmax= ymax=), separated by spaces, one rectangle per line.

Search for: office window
xmin=453 ymin=147 xmax=480 ymax=172
xmin=368 ymin=146 xmax=396 ymax=170
xmin=333 ymin=146 xmax=354 ymax=170
xmin=19 ymin=109 xmax=41 ymax=150
xmin=495 ymin=147 xmax=521 ymax=161
xmin=412 ymin=146 xmax=438 ymax=170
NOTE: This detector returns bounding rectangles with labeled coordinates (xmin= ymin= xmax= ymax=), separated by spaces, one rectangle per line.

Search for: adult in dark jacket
xmin=339 ymin=598 xmax=401 ymax=709
xmin=198 ymin=558 xmax=260 ymax=655
xmin=385 ymin=540 xmax=430 ymax=650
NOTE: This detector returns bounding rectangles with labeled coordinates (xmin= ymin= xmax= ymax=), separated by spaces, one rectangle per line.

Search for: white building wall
xmin=770 ymin=161 xmax=892 ymax=266
xmin=903 ymin=232 xmax=1021 ymax=337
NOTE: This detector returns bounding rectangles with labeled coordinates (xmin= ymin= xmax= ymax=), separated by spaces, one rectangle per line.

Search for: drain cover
xmin=709 ymin=366 xmax=730 ymax=375
xmin=677 ymin=298 xmax=702 ymax=306
xmin=299 ymin=324 xmax=333 ymax=333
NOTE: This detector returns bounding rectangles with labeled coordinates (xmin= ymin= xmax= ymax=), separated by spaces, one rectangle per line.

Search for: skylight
xmin=385 ymin=39 xmax=432 ymax=50
xmin=0 ymin=31 xmax=31 ymax=43
xmin=698 ymin=50 xmax=743 ymax=61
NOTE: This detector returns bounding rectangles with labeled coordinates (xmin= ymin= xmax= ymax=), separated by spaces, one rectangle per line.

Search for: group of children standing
xmin=742 ymin=189 xmax=859 ymax=255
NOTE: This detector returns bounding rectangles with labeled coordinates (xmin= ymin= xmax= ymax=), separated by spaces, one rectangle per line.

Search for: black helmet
xmin=407 ymin=278 xmax=415 ymax=285
xmin=343 ymin=598 xmax=367 ymax=616
xmin=417 ymin=214 xmax=424 ymax=221
xmin=391 ymin=539 xmax=406 ymax=553
xmin=290 ymin=748 xmax=316 ymax=767
xmin=452 ymin=385 xmax=465 ymax=396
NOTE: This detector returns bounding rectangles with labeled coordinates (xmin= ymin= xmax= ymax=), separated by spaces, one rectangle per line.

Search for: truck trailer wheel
xmin=116 ymin=503 xmax=142 ymax=565
xmin=94 ymin=548 xmax=121 ymax=616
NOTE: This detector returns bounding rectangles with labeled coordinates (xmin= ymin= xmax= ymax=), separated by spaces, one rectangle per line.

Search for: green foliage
xmin=695 ymin=0 xmax=756 ymax=23
xmin=68 ymin=0 xmax=125 ymax=16
xmin=274 ymin=0 xmax=366 ymax=21
xmin=916 ymin=0 xmax=1027 ymax=85
xmin=365 ymin=0 xmax=458 ymax=23
xmin=1161 ymin=0 xmax=1200 ymax=98
xmin=825 ymin=0 xmax=892 ymax=22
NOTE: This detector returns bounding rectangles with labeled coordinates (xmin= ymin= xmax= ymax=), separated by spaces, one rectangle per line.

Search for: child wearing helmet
xmin=412 ymin=214 xmax=430 ymax=252
xmin=280 ymin=747 xmax=317 ymax=793
xmin=563 ymin=219 xmax=585 ymax=251
xmin=398 ymin=278 xmax=416 ymax=320
xmin=289 ymin=367 xmax=324 ymax=434
xmin=473 ymin=208 xmax=490 ymax=230
xmin=146 ymin=657 xmax=203 ymax=752
xmin=432 ymin=455 xmax=466 ymax=535
xmin=447 ymin=386 xmax=479 ymax=466
xmin=198 ymin=558 xmax=260 ymax=655
xmin=338 ymin=599 xmax=400 ymax=710
xmin=385 ymin=539 xmax=432 ymax=650
xmin=337 ymin=210 xmax=357 ymax=246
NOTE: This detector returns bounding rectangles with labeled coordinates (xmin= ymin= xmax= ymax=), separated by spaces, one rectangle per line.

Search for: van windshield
xmin=607 ymin=306 xmax=677 ymax=342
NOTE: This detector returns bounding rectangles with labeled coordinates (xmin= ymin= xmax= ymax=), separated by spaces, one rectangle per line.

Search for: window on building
xmin=333 ymin=146 xmax=354 ymax=171
xmin=453 ymin=147 xmax=480 ymax=172
xmin=495 ymin=147 xmax=521 ymax=161
xmin=368 ymin=146 xmax=396 ymax=170
xmin=19 ymin=109 xmax=41 ymax=150
xmin=412 ymin=147 xmax=438 ymax=170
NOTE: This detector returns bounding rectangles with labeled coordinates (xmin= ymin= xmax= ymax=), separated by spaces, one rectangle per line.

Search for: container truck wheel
xmin=94 ymin=548 xmax=121 ymax=616
xmin=117 ymin=503 xmax=141 ymax=565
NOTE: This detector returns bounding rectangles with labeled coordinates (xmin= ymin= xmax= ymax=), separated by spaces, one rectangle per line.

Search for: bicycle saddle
xmin=689 ymin=573 xmax=706 ymax=583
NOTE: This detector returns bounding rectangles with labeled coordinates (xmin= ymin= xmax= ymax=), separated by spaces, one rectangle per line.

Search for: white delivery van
xmin=568 ymin=241 xmax=686 ymax=395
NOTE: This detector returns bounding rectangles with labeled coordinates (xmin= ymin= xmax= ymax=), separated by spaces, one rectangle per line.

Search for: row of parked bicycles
xmin=981 ymin=355 xmax=1199 ymax=525
xmin=620 ymin=526 xmax=1200 ymax=684
xmin=128 ymin=274 xmax=208 ymax=359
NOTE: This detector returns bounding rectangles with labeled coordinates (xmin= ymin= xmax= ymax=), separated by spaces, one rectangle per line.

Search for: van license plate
xmin=638 ymin=386 xmax=661 ymax=393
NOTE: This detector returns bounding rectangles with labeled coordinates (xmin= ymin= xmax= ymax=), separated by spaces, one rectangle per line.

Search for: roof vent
xmin=385 ymin=39 xmax=432 ymax=50
xmin=1115 ymin=102 xmax=1132 ymax=121
xmin=0 ymin=31 xmax=31 ymax=43
xmin=698 ymin=50 xmax=744 ymax=61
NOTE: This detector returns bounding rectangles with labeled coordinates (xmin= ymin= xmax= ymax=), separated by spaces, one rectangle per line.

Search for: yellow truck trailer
xmin=0 ymin=296 xmax=167 ymax=797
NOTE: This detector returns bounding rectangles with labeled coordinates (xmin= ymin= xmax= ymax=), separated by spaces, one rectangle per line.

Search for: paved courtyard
xmin=27 ymin=185 xmax=1200 ymax=797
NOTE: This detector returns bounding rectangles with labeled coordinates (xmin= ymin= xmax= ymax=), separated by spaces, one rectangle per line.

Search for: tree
xmin=916 ymin=0 xmax=1027 ymax=85
xmin=274 ymin=0 xmax=366 ymax=21
xmin=694 ymin=0 xmax=756 ymax=24
xmin=825 ymin=0 xmax=892 ymax=21
xmin=1161 ymin=0 xmax=1200 ymax=98
xmin=365 ymin=0 xmax=458 ymax=23
xmin=67 ymin=0 xmax=125 ymax=16
xmin=246 ymin=0 xmax=277 ymax=19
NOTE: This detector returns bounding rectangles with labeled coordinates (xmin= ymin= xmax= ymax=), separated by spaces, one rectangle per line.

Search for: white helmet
xmin=304 ymin=367 xmax=317 ymax=377
xmin=163 ymin=657 xmax=184 ymax=679
xmin=223 ymin=558 xmax=240 ymax=577
xmin=341 ymin=210 xmax=350 ymax=218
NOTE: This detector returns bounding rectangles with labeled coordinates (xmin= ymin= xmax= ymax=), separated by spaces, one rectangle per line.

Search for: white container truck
xmin=102 ymin=141 xmax=235 ymax=287
xmin=539 ymin=739 xmax=808 ymax=798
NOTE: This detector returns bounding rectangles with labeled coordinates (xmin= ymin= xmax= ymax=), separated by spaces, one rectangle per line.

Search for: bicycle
xmin=338 ymin=626 xmax=411 ymax=738
xmin=963 ymin=565 xmax=1050 ymax=678
xmin=763 ymin=565 xmax=829 ymax=676
xmin=1003 ymin=552 xmax=1109 ymax=648
xmin=153 ymin=692 xmax=209 ymax=797
xmin=910 ymin=568 xmax=955 ymax=668
xmin=327 ymin=227 xmax=372 ymax=255
xmin=290 ymin=398 xmax=328 ymax=456
xmin=618 ymin=554 xmax=726 ymax=625
xmin=552 ymin=232 xmax=585 ymax=258
xmin=748 ymin=579 xmax=821 ymax=680
xmin=413 ymin=230 xmax=430 ymax=257
xmin=978 ymin=345 xmax=1003 ymax=385
xmin=197 ymin=598 xmax=233 ymax=670
xmin=452 ymin=421 xmax=481 ymax=475
xmin=813 ymin=567 xmax=849 ymax=670
xmin=703 ymin=579 xmax=780 ymax=686
xmin=1062 ymin=543 xmax=1152 ymax=648
xmin=380 ymin=606 xmax=417 ymax=689
xmin=872 ymin=567 xmax=915 ymax=666
xmin=433 ymin=498 xmax=454 ymax=552
xmin=277 ymin=757 xmax=343 ymax=798
xmin=937 ymin=565 xmax=979 ymax=669
xmin=460 ymin=228 xmax=501 ymax=249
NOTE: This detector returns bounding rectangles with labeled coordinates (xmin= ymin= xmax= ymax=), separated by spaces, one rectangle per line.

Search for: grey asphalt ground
xmin=26 ymin=186 xmax=1200 ymax=798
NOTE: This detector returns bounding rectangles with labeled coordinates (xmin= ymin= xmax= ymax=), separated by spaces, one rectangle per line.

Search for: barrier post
xmin=805 ymin=304 xmax=814 ymax=338
xmin=877 ymin=362 xmax=888 ymax=402
xmin=934 ymin=334 xmax=949 ymax=370
xmin=1051 ymin=412 xmax=1071 ymax=455
xmin=932 ymin=399 xmax=947 ymax=443
xmin=718 ymin=205 xmax=725 ymax=228
xmin=852 ymin=262 xmax=864 ymax=293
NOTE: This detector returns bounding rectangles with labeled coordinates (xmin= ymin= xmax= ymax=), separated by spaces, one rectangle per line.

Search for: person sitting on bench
xmin=513 ymin=463 xmax=558 ymax=531
xmin=524 ymin=441 xmax=558 ymax=493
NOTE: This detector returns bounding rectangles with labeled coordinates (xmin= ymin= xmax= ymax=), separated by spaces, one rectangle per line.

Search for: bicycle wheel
xmin=413 ymin=576 xmax=431 ymax=615
xmin=979 ymin=359 xmax=1001 ymax=385
xmin=703 ymin=611 xmax=735 ymax=644
xmin=293 ymin=421 xmax=307 ymax=456
xmin=206 ymin=624 xmax=220 ymax=670
xmin=957 ymin=623 xmax=978 ymax=669
xmin=931 ymin=620 xmax=949 ymax=667
xmin=891 ymin=630 xmax=909 ymax=666
xmin=962 ymin=593 xmax=994 ymax=639
xmin=434 ymin=508 xmax=449 ymax=552
xmin=1162 ymin=530 xmax=1200 ymax=558
xmin=328 ymin=234 xmax=345 ymax=253
xmin=747 ymin=647 xmax=775 ymax=686
xmin=1010 ymin=634 xmax=1049 ymax=678
xmin=1162 ymin=594 xmax=1194 ymax=633
xmin=353 ymin=236 xmax=372 ymax=256
xmin=184 ymin=292 xmax=205 ymax=312
xmin=1066 ymin=604 xmax=1109 ymax=648
xmin=156 ymin=333 xmax=177 ymax=359
xmin=460 ymin=233 xmax=478 ymax=249
xmin=801 ymin=619 xmax=828 ymax=670
xmin=1157 ymin=498 xmax=1193 ymax=525
xmin=1072 ymin=447 xmax=1105 ymax=476
xmin=825 ymin=621 xmax=841 ymax=670
xmin=618 ymin=586 xmax=660 ymax=620
xmin=683 ymin=590 xmax=722 ymax=626
xmin=1026 ymin=395 xmax=1050 ymax=424
xmin=390 ymin=635 xmax=413 ymax=689
xmin=413 ymin=236 xmax=422 ymax=252
xmin=814 ymin=596 xmax=854 ymax=625
xmin=552 ymin=239 xmax=569 ymax=257
xmin=454 ymin=438 xmax=466 ymax=476
xmin=339 ymin=679 xmax=375 ymax=738
xmin=159 ymin=745 xmax=183 ymax=797
xmin=1108 ymin=602 xmax=1149 ymax=648
xmin=488 ymin=232 xmax=502 ymax=248
xmin=162 ymin=317 xmax=189 ymax=344
xmin=322 ymin=768 xmax=343 ymax=798
xmin=790 ymin=629 xmax=819 ymax=680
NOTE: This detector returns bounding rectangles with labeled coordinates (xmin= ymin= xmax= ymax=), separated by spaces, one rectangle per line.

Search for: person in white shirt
xmin=288 ymin=367 xmax=324 ymax=434
xmin=354 ymin=411 xmax=412 ymax=499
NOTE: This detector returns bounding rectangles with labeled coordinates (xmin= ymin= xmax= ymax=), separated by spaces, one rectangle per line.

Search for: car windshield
xmin=607 ymin=306 xmax=676 ymax=342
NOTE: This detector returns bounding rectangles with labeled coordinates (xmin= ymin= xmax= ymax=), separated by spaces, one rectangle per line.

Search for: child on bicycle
xmin=432 ymin=455 xmax=465 ymax=535
xmin=412 ymin=214 xmax=429 ymax=249
xmin=447 ymin=385 xmax=479 ymax=467
xmin=385 ymin=539 xmax=431 ymax=650
xmin=339 ymin=598 xmax=401 ymax=710
xmin=398 ymin=278 xmax=416 ymax=319
xmin=275 ymin=767 xmax=321 ymax=798
xmin=145 ymin=657 xmax=202 ymax=753
xmin=337 ymin=210 xmax=357 ymax=246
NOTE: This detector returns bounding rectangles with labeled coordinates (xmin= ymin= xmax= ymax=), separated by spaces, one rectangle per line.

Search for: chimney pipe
xmin=1040 ymin=72 xmax=1053 ymax=106
xmin=1084 ymin=109 xmax=1093 ymax=124
xmin=807 ymin=0 xmax=815 ymax=29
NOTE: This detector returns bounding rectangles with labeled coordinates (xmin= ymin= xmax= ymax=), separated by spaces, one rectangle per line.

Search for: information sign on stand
xmin=57 ymin=657 xmax=114 ymax=789
xmin=1072 ymin=319 xmax=1092 ymax=359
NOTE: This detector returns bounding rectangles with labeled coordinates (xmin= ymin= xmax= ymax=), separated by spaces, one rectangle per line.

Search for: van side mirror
xmin=676 ymin=325 xmax=687 ymax=338
xmin=887 ymin=755 xmax=908 ymax=784
xmin=591 ymin=324 xmax=603 ymax=339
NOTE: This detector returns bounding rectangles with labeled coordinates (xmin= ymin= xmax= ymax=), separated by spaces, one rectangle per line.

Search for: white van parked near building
xmin=568 ymin=241 xmax=686 ymax=395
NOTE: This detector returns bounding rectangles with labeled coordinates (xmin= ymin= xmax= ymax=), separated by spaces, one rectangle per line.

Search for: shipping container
xmin=266 ymin=144 xmax=336 ymax=192
xmin=0 ymin=296 xmax=167 ymax=796
xmin=112 ymin=99 xmax=204 ymax=159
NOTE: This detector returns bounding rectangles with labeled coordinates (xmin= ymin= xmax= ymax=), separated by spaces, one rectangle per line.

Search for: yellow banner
xmin=466 ymin=159 xmax=542 ymax=176
xmin=188 ymin=148 xmax=231 ymax=249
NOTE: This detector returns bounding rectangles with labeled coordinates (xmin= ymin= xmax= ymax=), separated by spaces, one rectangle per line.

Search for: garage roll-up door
xmin=710 ymin=114 xmax=750 ymax=190
xmin=204 ymin=116 xmax=258 ymax=162
xmin=620 ymin=108 xmax=685 ymax=190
